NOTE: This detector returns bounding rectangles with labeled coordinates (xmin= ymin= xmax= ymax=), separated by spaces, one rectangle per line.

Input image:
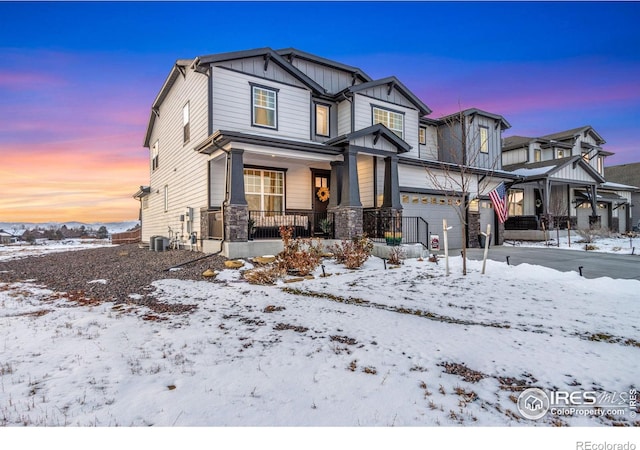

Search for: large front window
xmin=252 ymin=85 xmax=277 ymax=128
xmin=373 ymin=106 xmax=404 ymax=139
xmin=244 ymin=169 xmax=284 ymax=213
xmin=508 ymin=189 xmax=524 ymax=216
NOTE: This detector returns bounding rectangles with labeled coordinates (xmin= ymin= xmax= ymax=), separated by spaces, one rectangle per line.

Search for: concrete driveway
xmin=465 ymin=245 xmax=640 ymax=281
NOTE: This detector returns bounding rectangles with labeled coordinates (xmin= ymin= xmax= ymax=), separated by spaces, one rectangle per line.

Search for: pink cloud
xmin=0 ymin=70 xmax=64 ymax=91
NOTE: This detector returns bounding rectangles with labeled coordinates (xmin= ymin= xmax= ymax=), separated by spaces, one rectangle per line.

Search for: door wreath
xmin=316 ymin=187 xmax=330 ymax=202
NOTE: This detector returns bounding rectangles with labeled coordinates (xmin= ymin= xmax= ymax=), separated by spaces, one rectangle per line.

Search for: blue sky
xmin=1 ymin=1 xmax=639 ymax=221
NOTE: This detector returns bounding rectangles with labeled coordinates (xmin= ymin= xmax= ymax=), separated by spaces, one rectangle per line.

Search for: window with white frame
xmin=556 ymin=149 xmax=565 ymax=158
xmin=419 ymin=127 xmax=427 ymax=145
xmin=534 ymin=149 xmax=542 ymax=162
xmin=151 ymin=141 xmax=159 ymax=171
xmin=597 ymin=156 xmax=604 ymax=174
xmin=244 ymin=168 xmax=284 ymax=213
xmin=372 ymin=106 xmax=404 ymax=139
xmin=508 ymin=189 xmax=524 ymax=216
xmin=252 ymin=85 xmax=277 ymax=128
xmin=479 ymin=126 xmax=489 ymax=153
xmin=183 ymin=102 xmax=190 ymax=143
xmin=315 ymin=103 xmax=329 ymax=136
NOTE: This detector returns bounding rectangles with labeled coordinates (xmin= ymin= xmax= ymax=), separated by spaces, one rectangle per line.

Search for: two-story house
xmin=137 ymin=47 xmax=518 ymax=257
xmin=502 ymin=126 xmax=634 ymax=234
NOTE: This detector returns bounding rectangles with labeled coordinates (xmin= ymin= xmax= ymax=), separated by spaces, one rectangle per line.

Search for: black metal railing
xmin=249 ymin=210 xmax=334 ymax=240
xmin=363 ymin=209 xmax=429 ymax=247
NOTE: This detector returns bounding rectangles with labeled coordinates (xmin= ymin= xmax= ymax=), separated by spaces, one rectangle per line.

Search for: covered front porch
xmin=196 ymin=126 xmax=415 ymax=257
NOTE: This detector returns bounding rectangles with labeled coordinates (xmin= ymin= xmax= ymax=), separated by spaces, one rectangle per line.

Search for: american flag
xmin=489 ymin=182 xmax=509 ymax=223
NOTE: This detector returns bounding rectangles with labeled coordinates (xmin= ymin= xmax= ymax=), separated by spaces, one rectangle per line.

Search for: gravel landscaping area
xmin=0 ymin=244 xmax=228 ymax=311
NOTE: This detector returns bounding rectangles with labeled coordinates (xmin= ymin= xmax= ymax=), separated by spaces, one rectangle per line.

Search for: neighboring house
xmin=605 ymin=162 xmax=640 ymax=231
xmin=137 ymin=47 xmax=526 ymax=257
xmin=0 ymin=230 xmax=17 ymax=245
xmin=501 ymin=126 xmax=635 ymax=235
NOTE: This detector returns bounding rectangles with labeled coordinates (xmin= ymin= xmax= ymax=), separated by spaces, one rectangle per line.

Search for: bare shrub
xmin=244 ymin=265 xmax=286 ymax=285
xmin=575 ymin=227 xmax=612 ymax=243
xmin=330 ymin=235 xmax=373 ymax=269
xmin=387 ymin=246 xmax=405 ymax=266
xmin=276 ymin=226 xmax=324 ymax=276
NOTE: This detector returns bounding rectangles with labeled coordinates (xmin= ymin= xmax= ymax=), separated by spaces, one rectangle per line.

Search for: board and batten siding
xmin=502 ymin=147 xmax=528 ymax=166
xmin=337 ymin=99 xmax=351 ymax=136
xmin=465 ymin=115 xmax=502 ymax=170
xmin=550 ymin=164 xmax=596 ymax=183
xmin=289 ymin=59 xmax=360 ymax=94
xmin=211 ymin=66 xmax=311 ymax=141
xmin=352 ymin=93 xmax=420 ymax=153
xmin=143 ymin=67 xmax=209 ymax=243
xmin=218 ymin=57 xmax=308 ymax=90
xmin=417 ymin=125 xmax=438 ymax=161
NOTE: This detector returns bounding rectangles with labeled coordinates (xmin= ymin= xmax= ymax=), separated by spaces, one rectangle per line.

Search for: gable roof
xmin=438 ymin=108 xmax=511 ymax=130
xmin=541 ymin=126 xmax=605 ymax=145
xmin=502 ymin=135 xmax=533 ymax=150
xmin=343 ymin=76 xmax=431 ymax=116
xmin=325 ymin=123 xmax=411 ymax=153
xmin=276 ymin=48 xmax=372 ymax=84
xmin=197 ymin=47 xmax=326 ymax=95
xmin=504 ymin=155 xmax=606 ymax=183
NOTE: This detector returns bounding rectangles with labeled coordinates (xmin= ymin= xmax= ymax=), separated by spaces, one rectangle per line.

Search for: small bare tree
xmin=547 ymin=188 xmax=569 ymax=247
xmin=425 ymin=110 xmax=502 ymax=275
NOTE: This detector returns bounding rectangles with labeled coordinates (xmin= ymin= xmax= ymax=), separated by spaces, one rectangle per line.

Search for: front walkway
xmin=466 ymin=246 xmax=640 ymax=280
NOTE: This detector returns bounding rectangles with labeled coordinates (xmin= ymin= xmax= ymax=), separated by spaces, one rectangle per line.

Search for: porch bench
xmin=252 ymin=215 xmax=310 ymax=238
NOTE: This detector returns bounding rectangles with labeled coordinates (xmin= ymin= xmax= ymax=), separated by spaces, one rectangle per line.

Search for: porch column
xmin=589 ymin=184 xmax=600 ymax=228
xmin=330 ymin=146 xmax=363 ymax=239
xmin=381 ymin=155 xmax=402 ymax=210
xmin=340 ymin=146 xmax=362 ymax=207
xmin=224 ymin=148 xmax=248 ymax=242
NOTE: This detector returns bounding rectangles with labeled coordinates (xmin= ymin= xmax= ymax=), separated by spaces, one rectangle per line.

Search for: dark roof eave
xmin=276 ymin=47 xmax=372 ymax=83
xmin=195 ymin=131 xmax=342 ymax=156
xmin=347 ymin=76 xmax=431 ymax=115
xmin=198 ymin=47 xmax=326 ymax=95
xmin=325 ymin=123 xmax=412 ymax=153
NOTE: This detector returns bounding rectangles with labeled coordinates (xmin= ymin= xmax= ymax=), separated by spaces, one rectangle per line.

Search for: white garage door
xmin=577 ymin=203 xmax=609 ymax=229
xmin=401 ymin=192 xmax=464 ymax=249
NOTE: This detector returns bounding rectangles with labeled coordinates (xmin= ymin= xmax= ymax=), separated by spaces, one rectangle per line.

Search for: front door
xmin=311 ymin=169 xmax=331 ymax=236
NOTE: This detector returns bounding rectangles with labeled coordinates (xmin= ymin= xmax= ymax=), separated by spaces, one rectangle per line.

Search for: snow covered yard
xmin=1 ymin=250 xmax=638 ymax=428
xmin=0 ymin=239 xmax=114 ymax=262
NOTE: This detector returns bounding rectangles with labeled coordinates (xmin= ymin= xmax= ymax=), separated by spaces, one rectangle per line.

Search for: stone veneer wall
xmin=330 ymin=207 xmax=363 ymax=240
xmin=224 ymin=204 xmax=248 ymax=242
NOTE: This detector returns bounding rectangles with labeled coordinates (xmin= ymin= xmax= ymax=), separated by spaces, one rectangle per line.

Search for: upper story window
xmin=372 ymin=106 xmax=404 ymax=139
xmin=151 ymin=141 xmax=159 ymax=171
xmin=582 ymin=151 xmax=591 ymax=162
xmin=244 ymin=168 xmax=284 ymax=212
xmin=315 ymin=103 xmax=330 ymax=137
xmin=597 ymin=156 xmax=604 ymax=174
xmin=251 ymin=84 xmax=278 ymax=129
xmin=419 ymin=127 xmax=427 ymax=145
xmin=534 ymin=149 xmax=542 ymax=162
xmin=479 ymin=126 xmax=489 ymax=153
xmin=183 ymin=102 xmax=190 ymax=143
xmin=556 ymin=149 xmax=565 ymax=159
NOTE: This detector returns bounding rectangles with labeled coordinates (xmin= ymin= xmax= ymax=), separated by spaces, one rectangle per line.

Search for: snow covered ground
xmin=0 ymin=239 xmax=114 ymax=262
xmin=514 ymin=232 xmax=639 ymax=255
xmin=0 ymin=238 xmax=638 ymax=447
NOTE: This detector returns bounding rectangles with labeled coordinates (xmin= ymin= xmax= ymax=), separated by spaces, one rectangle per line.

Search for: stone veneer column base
xmin=468 ymin=211 xmax=480 ymax=248
xmin=329 ymin=207 xmax=363 ymax=240
xmin=224 ymin=204 xmax=248 ymax=242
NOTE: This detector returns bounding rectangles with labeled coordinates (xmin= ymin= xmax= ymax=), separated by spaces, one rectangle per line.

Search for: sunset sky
xmin=1 ymin=1 xmax=639 ymax=223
